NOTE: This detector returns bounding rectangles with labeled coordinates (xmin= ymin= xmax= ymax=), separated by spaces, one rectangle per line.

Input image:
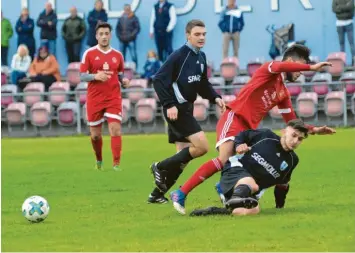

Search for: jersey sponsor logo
xmin=280 ymin=161 xmax=288 ymax=171
xmin=251 ymin=152 xmax=280 ymax=178
xmin=103 ymin=62 xmax=109 ymax=71
xmin=188 ymin=75 xmax=201 ymax=83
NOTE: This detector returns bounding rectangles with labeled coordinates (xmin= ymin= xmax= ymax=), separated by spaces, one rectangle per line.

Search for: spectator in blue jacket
xmin=116 ymin=4 xmax=140 ymax=67
xmin=37 ymin=2 xmax=57 ymax=56
xmin=15 ymin=8 xmax=36 ymax=60
xmin=218 ymin=0 xmax=244 ymax=58
xmin=142 ymin=50 xmax=161 ymax=86
xmin=87 ymin=0 xmax=108 ymax=48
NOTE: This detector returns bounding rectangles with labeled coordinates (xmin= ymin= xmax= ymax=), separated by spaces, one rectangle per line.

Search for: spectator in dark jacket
xmin=15 ymin=8 xmax=36 ymax=60
xmin=218 ymin=0 xmax=244 ymax=58
xmin=36 ymin=2 xmax=57 ymax=56
xmin=142 ymin=50 xmax=161 ymax=85
xmin=62 ymin=7 xmax=86 ymax=63
xmin=116 ymin=4 xmax=140 ymax=67
xmin=87 ymin=0 xmax=108 ymax=47
xmin=332 ymin=0 xmax=355 ymax=64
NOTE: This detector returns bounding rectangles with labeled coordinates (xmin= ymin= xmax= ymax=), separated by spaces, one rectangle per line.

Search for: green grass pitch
xmin=2 ymin=129 xmax=355 ymax=251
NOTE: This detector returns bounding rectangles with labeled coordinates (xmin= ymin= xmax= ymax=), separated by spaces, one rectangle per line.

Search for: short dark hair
xmin=185 ymin=19 xmax=205 ymax=34
xmin=95 ymin=22 xmax=112 ymax=32
xmin=287 ymin=119 xmax=309 ymax=138
xmin=282 ymin=44 xmax=311 ymax=63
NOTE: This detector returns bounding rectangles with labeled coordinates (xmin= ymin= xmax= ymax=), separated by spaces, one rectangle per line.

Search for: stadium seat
xmin=57 ymin=102 xmax=78 ymax=126
xmin=121 ymin=98 xmax=131 ymax=125
xmin=209 ymin=77 xmax=225 ymax=95
xmin=296 ymin=92 xmax=318 ymax=119
xmin=4 ymin=102 xmax=27 ymax=129
xmin=24 ymin=82 xmax=45 ymax=107
xmin=311 ymin=73 xmax=332 ymax=96
xmin=220 ymin=57 xmax=239 ymax=81
xmin=247 ymin=57 xmax=264 ymax=77
xmin=30 ymin=101 xmax=52 ymax=127
xmin=135 ymin=98 xmax=157 ymax=132
xmin=66 ymin=62 xmax=81 ymax=86
xmin=215 ymin=95 xmax=236 ymax=118
xmin=49 ymin=82 xmax=70 ymax=106
xmin=324 ymin=91 xmax=345 ymax=125
xmin=193 ymin=96 xmax=210 ymax=122
xmin=232 ymin=75 xmax=250 ymax=96
xmin=326 ymin=52 xmax=346 ymax=77
xmin=75 ymin=82 xmax=88 ymax=105
xmin=303 ymin=56 xmax=320 ymax=81
xmin=287 ymin=75 xmax=305 ymax=97
xmin=1 ymin=72 xmax=7 ymax=85
xmin=127 ymin=79 xmax=148 ymax=104
xmin=124 ymin=62 xmax=136 ymax=80
xmin=1 ymin=84 xmax=18 ymax=108
xmin=340 ymin=71 xmax=355 ymax=94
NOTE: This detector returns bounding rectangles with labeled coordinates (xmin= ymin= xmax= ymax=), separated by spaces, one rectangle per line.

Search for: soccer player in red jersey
xmin=170 ymin=45 xmax=336 ymax=214
xmin=80 ymin=22 xmax=130 ymax=171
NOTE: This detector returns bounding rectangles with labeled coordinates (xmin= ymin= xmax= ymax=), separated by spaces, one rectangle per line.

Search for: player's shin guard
xmin=180 ymin=158 xmax=223 ymax=195
xmin=232 ymin=184 xmax=252 ymax=198
xmin=225 ymin=184 xmax=258 ymax=210
xmin=111 ymin=136 xmax=122 ymax=166
xmin=157 ymin=147 xmax=193 ymax=172
xmin=91 ymin=137 xmax=103 ymax=161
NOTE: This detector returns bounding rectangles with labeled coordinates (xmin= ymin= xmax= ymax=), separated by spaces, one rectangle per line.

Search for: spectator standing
xmin=37 ymin=2 xmax=58 ymax=56
xmin=1 ymin=12 xmax=14 ymax=66
xmin=116 ymin=4 xmax=140 ymax=67
xmin=62 ymin=6 xmax=86 ymax=63
xmin=15 ymin=8 xmax=36 ymax=60
xmin=87 ymin=0 xmax=108 ymax=48
xmin=11 ymin=44 xmax=32 ymax=84
xmin=218 ymin=0 xmax=244 ymax=59
xmin=149 ymin=0 xmax=177 ymax=62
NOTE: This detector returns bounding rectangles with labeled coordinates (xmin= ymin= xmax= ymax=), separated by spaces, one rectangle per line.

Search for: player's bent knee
xmin=218 ymin=141 xmax=235 ymax=164
xmin=91 ymin=134 xmax=101 ymax=141
xmin=108 ymin=122 xmax=121 ymax=136
xmin=237 ymin=177 xmax=259 ymax=193
xmin=232 ymin=205 xmax=260 ymax=216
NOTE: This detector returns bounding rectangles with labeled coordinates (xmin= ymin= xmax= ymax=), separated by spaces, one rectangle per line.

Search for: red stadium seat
xmin=193 ymin=96 xmax=210 ymax=122
xmin=127 ymin=79 xmax=148 ymax=104
xmin=24 ymin=82 xmax=45 ymax=107
xmin=340 ymin=71 xmax=355 ymax=94
xmin=49 ymin=82 xmax=70 ymax=106
xmin=66 ymin=62 xmax=81 ymax=86
xmin=324 ymin=91 xmax=345 ymax=118
xmin=30 ymin=101 xmax=52 ymax=127
xmin=215 ymin=95 xmax=236 ymax=118
xmin=247 ymin=57 xmax=264 ymax=77
xmin=135 ymin=98 xmax=157 ymax=132
xmin=1 ymin=72 xmax=7 ymax=85
xmin=1 ymin=84 xmax=18 ymax=108
xmin=303 ymin=56 xmax=320 ymax=81
xmin=296 ymin=92 xmax=318 ymax=119
xmin=75 ymin=82 xmax=88 ymax=105
xmin=311 ymin=73 xmax=332 ymax=96
xmin=287 ymin=75 xmax=305 ymax=97
xmin=220 ymin=57 xmax=239 ymax=81
xmin=5 ymin=102 xmax=26 ymax=126
xmin=57 ymin=102 xmax=78 ymax=126
xmin=121 ymin=98 xmax=131 ymax=125
xmin=326 ymin=52 xmax=346 ymax=77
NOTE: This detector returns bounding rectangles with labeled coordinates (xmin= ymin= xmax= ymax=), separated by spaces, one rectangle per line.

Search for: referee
xmin=148 ymin=19 xmax=226 ymax=204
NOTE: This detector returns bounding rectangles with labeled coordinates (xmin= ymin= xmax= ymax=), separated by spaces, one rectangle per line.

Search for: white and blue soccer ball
xmin=22 ymin=196 xmax=50 ymax=223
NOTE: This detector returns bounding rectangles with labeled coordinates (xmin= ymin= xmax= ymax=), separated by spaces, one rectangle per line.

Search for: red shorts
xmin=86 ymin=98 xmax=122 ymax=126
xmin=216 ymin=109 xmax=249 ymax=149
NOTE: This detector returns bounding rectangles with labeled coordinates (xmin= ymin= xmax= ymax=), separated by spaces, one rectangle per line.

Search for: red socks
xmin=111 ymin=136 xmax=122 ymax=166
xmin=91 ymin=137 xmax=103 ymax=161
xmin=180 ymin=158 xmax=223 ymax=195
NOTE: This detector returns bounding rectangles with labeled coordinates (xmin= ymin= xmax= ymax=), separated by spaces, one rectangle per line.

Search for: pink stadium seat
xmin=135 ymin=98 xmax=157 ymax=124
xmin=296 ymin=92 xmax=318 ymax=118
xmin=269 ymin=106 xmax=282 ymax=119
xmin=303 ymin=56 xmax=320 ymax=81
xmin=287 ymin=76 xmax=304 ymax=97
xmin=324 ymin=91 xmax=345 ymax=117
xmin=49 ymin=82 xmax=70 ymax=106
xmin=312 ymin=73 xmax=332 ymax=96
xmin=1 ymin=84 xmax=18 ymax=108
xmin=66 ymin=62 xmax=81 ymax=86
xmin=121 ymin=98 xmax=131 ymax=124
xmin=209 ymin=77 xmax=225 ymax=95
xmin=30 ymin=101 xmax=52 ymax=127
xmin=220 ymin=57 xmax=239 ymax=81
xmin=216 ymin=95 xmax=236 ymax=118
xmin=75 ymin=82 xmax=88 ymax=105
xmin=57 ymin=102 xmax=78 ymax=126
xmin=1 ymin=72 xmax=7 ymax=85
xmin=124 ymin=62 xmax=136 ymax=80
xmin=5 ymin=102 xmax=26 ymax=125
xmin=193 ymin=96 xmax=210 ymax=122
xmin=340 ymin=71 xmax=355 ymax=94
xmin=247 ymin=57 xmax=264 ymax=77
xmin=128 ymin=79 xmax=148 ymax=104
xmin=24 ymin=82 xmax=45 ymax=107
xmin=326 ymin=52 xmax=346 ymax=76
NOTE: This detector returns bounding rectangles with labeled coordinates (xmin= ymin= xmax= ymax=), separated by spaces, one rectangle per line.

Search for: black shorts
xmin=163 ymin=103 xmax=202 ymax=144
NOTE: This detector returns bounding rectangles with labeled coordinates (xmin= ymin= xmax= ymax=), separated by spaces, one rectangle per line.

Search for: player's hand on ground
xmin=215 ymin=97 xmax=226 ymax=113
xmin=167 ymin=106 xmax=178 ymax=121
xmin=94 ymin=71 xmax=109 ymax=82
xmin=235 ymin=143 xmax=251 ymax=154
xmin=312 ymin=125 xmax=336 ymax=135
xmin=310 ymin=62 xmax=332 ymax=71
xmin=122 ymin=77 xmax=130 ymax=88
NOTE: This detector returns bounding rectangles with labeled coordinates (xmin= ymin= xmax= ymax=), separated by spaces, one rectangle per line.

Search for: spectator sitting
xmin=21 ymin=45 xmax=60 ymax=91
xmin=142 ymin=50 xmax=161 ymax=85
xmin=10 ymin=44 xmax=32 ymax=85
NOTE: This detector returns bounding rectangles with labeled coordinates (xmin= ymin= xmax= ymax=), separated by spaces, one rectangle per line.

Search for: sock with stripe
xmin=180 ymin=158 xmax=223 ymax=195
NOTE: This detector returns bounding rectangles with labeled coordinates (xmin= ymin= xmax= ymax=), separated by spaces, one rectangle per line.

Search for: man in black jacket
xmin=116 ymin=4 xmax=140 ymax=68
xmin=37 ymin=2 xmax=57 ymax=56
xmin=147 ymin=20 xmax=226 ymax=204
xmin=333 ymin=0 xmax=355 ymax=64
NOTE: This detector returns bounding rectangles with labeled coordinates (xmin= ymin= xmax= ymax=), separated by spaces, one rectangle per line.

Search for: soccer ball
xmin=22 ymin=196 xmax=50 ymax=223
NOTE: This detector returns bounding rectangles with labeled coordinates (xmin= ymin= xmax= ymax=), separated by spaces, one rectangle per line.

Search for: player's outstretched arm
xmin=274 ymin=184 xmax=290 ymax=208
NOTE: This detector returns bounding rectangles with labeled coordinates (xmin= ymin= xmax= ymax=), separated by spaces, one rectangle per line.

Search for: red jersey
xmin=80 ymin=46 xmax=124 ymax=102
xmin=227 ymin=61 xmax=312 ymax=129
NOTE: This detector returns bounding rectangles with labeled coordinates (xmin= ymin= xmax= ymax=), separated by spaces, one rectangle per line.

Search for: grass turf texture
xmin=2 ymin=129 xmax=355 ymax=252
